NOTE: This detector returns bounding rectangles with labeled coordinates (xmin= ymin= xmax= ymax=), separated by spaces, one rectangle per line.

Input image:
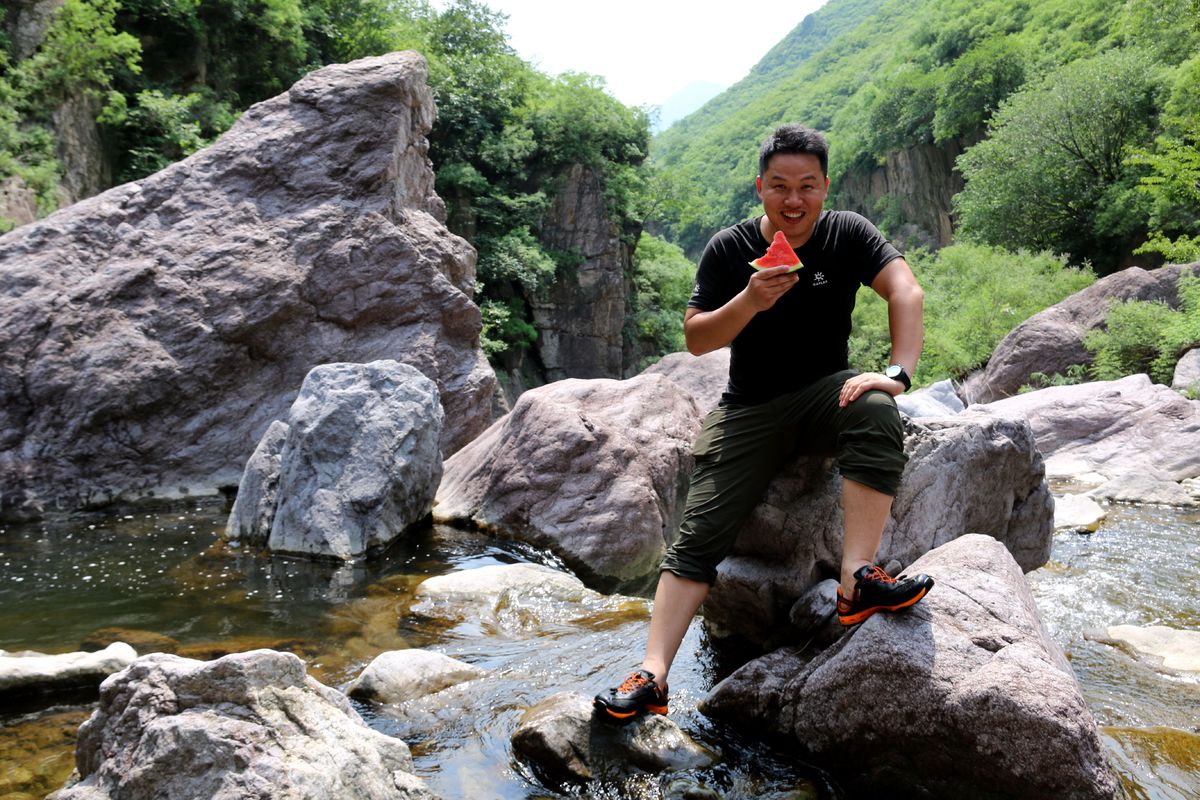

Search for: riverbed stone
xmin=511 ymin=692 xmax=715 ymax=786
xmin=1054 ymin=494 xmax=1106 ymax=532
xmin=964 ymin=374 xmax=1200 ymax=500
xmin=703 ymin=413 xmax=1053 ymax=648
xmin=345 ymin=649 xmax=486 ymax=704
xmin=48 ymin=649 xmax=437 ymax=800
xmin=0 ymin=52 xmax=496 ymax=522
xmin=434 ymin=374 xmax=702 ymax=586
xmin=225 ymin=361 xmax=444 ymax=559
xmin=0 ymin=643 xmax=136 ymax=699
xmin=701 ymin=534 xmax=1119 ymax=800
xmin=1089 ymin=473 xmax=1198 ymax=507
xmin=641 ymin=349 xmax=730 ymax=414
xmin=1172 ymin=348 xmax=1200 ymax=392
xmin=1104 ymin=625 xmax=1200 ymax=672
xmin=896 ymin=378 xmax=965 ymax=418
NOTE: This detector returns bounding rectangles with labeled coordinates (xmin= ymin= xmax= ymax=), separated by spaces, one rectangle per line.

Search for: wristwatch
xmin=885 ymin=364 xmax=911 ymax=392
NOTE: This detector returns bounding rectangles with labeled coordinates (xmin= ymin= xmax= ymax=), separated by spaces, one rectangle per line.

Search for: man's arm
xmin=838 ymin=256 xmax=925 ymax=407
xmin=684 ymin=266 xmax=799 ymax=355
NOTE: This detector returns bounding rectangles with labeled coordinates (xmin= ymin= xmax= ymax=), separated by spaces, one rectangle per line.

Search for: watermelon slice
xmin=749 ymin=230 xmax=803 ymax=272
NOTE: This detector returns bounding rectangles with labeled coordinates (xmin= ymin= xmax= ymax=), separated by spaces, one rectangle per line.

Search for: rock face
xmin=346 ymin=649 xmax=485 ymax=704
xmin=225 ymin=361 xmax=444 ymax=559
xmin=511 ymin=692 xmax=714 ymax=786
xmin=0 ymin=642 xmax=136 ymax=698
xmin=527 ymin=163 xmax=637 ymax=383
xmin=49 ymin=649 xmax=437 ymax=800
xmin=964 ymin=375 xmax=1200 ymax=490
xmin=704 ymin=414 xmax=1053 ymax=648
xmin=641 ymin=349 xmax=730 ymax=414
xmin=0 ymin=52 xmax=496 ymax=520
xmin=7 ymin=0 xmax=64 ymax=61
xmin=963 ymin=263 xmax=1200 ymax=404
xmin=0 ymin=176 xmax=39 ymax=230
xmin=434 ymin=375 xmax=702 ymax=586
xmin=702 ymin=535 xmax=1119 ymax=800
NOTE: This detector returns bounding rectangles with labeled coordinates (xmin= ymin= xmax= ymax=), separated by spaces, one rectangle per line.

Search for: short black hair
xmin=758 ymin=124 xmax=829 ymax=179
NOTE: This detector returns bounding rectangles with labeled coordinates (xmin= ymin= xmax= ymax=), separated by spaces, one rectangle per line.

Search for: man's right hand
xmin=740 ymin=265 xmax=799 ymax=311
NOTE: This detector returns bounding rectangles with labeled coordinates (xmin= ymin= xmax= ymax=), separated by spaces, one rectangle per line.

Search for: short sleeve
xmin=848 ymin=214 xmax=902 ymax=287
xmin=688 ymin=231 xmax=740 ymax=311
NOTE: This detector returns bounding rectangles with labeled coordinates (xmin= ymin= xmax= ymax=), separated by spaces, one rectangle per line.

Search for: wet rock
xmin=1172 ymin=348 xmax=1200 ymax=392
xmin=896 ymin=378 xmax=964 ymax=418
xmin=964 ymin=374 xmax=1200 ymax=501
xmin=48 ymin=649 xmax=438 ymax=800
xmin=0 ymin=52 xmax=495 ymax=521
xmin=962 ymin=263 xmax=1200 ymax=403
xmin=511 ymin=692 xmax=714 ymax=785
xmin=0 ymin=642 xmax=136 ymax=699
xmin=434 ymin=375 xmax=702 ymax=586
xmin=1103 ymin=625 xmax=1200 ymax=673
xmin=641 ymin=349 xmax=731 ymax=415
xmin=705 ymin=414 xmax=1052 ymax=648
xmin=1089 ymin=474 xmax=1197 ymax=507
xmin=702 ymin=534 xmax=1119 ymax=800
xmin=1054 ymin=494 xmax=1106 ymax=532
xmin=346 ymin=649 xmax=486 ymax=704
xmin=225 ymin=361 xmax=443 ymax=559
xmin=79 ymin=628 xmax=180 ymax=655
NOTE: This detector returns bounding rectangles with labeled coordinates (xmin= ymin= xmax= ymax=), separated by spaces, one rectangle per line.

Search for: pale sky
xmin=440 ymin=1 xmax=830 ymax=109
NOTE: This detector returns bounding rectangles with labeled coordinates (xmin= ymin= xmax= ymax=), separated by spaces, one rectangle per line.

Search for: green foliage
xmin=953 ymin=48 xmax=1159 ymax=272
xmin=850 ymin=243 xmax=1095 ymax=384
xmin=1084 ymin=271 xmax=1200 ymax=382
xmin=1127 ymin=116 xmax=1200 ymax=263
xmin=629 ymin=233 xmax=695 ymax=357
xmin=1019 ymin=364 xmax=1088 ymax=393
xmin=932 ymin=36 xmax=1025 ymax=142
xmin=865 ymin=65 xmax=939 ymax=157
xmin=107 ymin=88 xmax=235 ymax=182
xmin=479 ymin=298 xmax=538 ymax=357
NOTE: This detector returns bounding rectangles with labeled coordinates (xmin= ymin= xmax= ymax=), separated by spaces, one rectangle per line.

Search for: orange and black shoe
xmin=837 ymin=564 xmax=934 ymax=626
xmin=593 ymin=669 xmax=668 ymax=721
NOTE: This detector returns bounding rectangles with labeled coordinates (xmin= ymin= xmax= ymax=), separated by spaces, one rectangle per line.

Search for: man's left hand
xmin=839 ymin=372 xmax=905 ymax=407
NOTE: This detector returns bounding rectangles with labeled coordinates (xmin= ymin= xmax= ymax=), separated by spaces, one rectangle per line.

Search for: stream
xmin=1 ymin=499 xmax=1198 ymax=799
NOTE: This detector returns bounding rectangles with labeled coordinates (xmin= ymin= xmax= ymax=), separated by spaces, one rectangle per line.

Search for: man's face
xmin=756 ymin=153 xmax=829 ymax=247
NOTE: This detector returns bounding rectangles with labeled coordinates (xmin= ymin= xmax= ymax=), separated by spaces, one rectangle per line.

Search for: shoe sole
xmin=593 ymin=699 xmax=668 ymax=720
xmin=838 ymin=582 xmax=931 ymax=626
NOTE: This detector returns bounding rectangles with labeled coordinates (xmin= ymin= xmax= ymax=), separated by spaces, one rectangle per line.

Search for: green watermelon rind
xmin=748 ymin=259 xmax=803 ymax=273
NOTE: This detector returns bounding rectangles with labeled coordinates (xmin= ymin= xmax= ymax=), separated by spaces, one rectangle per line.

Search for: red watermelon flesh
xmin=749 ymin=230 xmax=802 ymax=272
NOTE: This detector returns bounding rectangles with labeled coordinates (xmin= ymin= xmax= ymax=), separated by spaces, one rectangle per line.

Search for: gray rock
xmin=50 ymin=649 xmax=437 ymax=800
xmin=1172 ymin=348 xmax=1200 ymax=392
xmin=1054 ymin=493 xmax=1106 ymax=532
xmin=964 ymin=374 xmax=1200 ymax=487
xmin=0 ymin=176 xmax=38 ymax=230
xmin=0 ymin=642 xmax=136 ymax=698
xmin=511 ymin=692 xmax=714 ymax=785
xmin=641 ymin=349 xmax=730 ymax=415
xmin=227 ymin=361 xmax=443 ymax=560
xmin=962 ymin=263 xmax=1200 ymax=404
xmin=0 ymin=52 xmax=496 ymax=521
xmin=434 ymin=374 xmax=702 ymax=586
xmin=345 ymin=649 xmax=486 ymax=704
xmin=896 ymin=378 xmax=964 ymax=418
xmin=8 ymin=0 xmax=63 ymax=61
xmin=701 ymin=534 xmax=1119 ymax=800
xmin=1089 ymin=473 xmax=1197 ymax=508
xmin=224 ymin=420 xmax=289 ymax=546
xmin=704 ymin=414 xmax=1053 ymax=648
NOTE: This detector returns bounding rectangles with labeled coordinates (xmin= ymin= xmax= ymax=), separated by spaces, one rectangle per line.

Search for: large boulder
xmin=0 ymin=52 xmax=496 ymax=520
xmin=1173 ymin=348 xmax=1200 ymax=392
xmin=703 ymin=414 xmax=1053 ymax=648
xmin=345 ymin=649 xmax=486 ymax=705
xmin=701 ymin=535 xmax=1119 ymax=800
xmin=640 ymin=349 xmax=730 ymax=415
xmin=225 ymin=360 xmax=444 ymax=559
xmin=433 ymin=375 xmax=703 ymax=587
xmin=49 ymin=649 xmax=437 ymax=800
xmin=963 ymin=375 xmax=1200 ymax=495
xmin=0 ymin=643 xmax=136 ymax=699
xmin=963 ymin=263 xmax=1200 ymax=404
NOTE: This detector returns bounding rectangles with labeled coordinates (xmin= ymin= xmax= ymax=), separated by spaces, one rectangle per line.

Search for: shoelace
xmin=617 ymin=672 xmax=654 ymax=693
xmin=860 ymin=565 xmax=896 ymax=585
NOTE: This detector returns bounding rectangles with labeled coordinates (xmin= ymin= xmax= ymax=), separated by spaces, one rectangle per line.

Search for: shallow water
xmin=1 ymin=500 xmax=1198 ymax=798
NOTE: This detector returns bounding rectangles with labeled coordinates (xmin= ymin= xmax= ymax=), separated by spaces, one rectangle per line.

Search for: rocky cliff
xmin=0 ymin=51 xmax=497 ymax=520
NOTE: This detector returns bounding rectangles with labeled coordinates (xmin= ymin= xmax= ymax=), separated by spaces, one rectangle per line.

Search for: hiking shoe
xmin=837 ymin=564 xmax=934 ymax=626
xmin=593 ymin=669 xmax=668 ymax=720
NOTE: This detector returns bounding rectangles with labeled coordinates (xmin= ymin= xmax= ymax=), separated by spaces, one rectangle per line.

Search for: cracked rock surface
xmin=0 ymin=52 xmax=495 ymax=519
xmin=701 ymin=534 xmax=1119 ymax=800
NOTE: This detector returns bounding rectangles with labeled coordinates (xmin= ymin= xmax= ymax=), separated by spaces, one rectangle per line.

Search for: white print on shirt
xmin=811 ymin=271 xmax=828 ymax=287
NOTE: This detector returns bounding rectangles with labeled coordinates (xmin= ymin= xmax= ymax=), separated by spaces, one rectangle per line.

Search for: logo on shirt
xmin=812 ymin=271 xmax=828 ymax=287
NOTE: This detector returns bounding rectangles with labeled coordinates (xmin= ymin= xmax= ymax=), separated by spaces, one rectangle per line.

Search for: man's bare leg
xmin=840 ymin=477 xmax=893 ymax=597
xmin=642 ymin=570 xmax=710 ymax=686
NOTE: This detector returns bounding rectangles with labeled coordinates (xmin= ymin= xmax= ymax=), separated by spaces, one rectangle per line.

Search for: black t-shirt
xmin=688 ymin=211 xmax=901 ymax=405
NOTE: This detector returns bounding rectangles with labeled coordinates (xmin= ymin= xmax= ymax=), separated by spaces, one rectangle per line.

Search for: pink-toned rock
xmin=0 ymin=52 xmax=496 ymax=520
xmin=702 ymin=534 xmax=1118 ymax=800
xmin=641 ymin=349 xmax=730 ymax=414
xmin=433 ymin=374 xmax=702 ymax=587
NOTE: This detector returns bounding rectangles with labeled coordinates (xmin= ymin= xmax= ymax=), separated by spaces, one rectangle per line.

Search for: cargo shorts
xmin=660 ymin=369 xmax=907 ymax=585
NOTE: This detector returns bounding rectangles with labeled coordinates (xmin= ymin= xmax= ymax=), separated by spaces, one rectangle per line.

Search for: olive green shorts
xmin=660 ymin=369 xmax=907 ymax=585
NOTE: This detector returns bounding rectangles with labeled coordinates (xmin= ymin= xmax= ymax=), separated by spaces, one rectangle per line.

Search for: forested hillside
xmin=653 ymin=0 xmax=1200 ymax=275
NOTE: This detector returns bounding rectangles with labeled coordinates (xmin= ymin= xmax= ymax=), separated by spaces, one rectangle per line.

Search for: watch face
xmin=886 ymin=365 xmax=901 ymax=378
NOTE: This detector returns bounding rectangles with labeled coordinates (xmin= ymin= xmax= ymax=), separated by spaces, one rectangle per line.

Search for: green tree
xmin=954 ymin=48 xmax=1159 ymax=272
xmin=629 ymin=233 xmax=696 ymax=359
xmin=932 ymin=35 xmax=1026 ymax=142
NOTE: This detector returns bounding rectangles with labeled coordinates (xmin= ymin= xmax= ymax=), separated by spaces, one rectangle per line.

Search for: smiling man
xmin=594 ymin=123 xmax=934 ymax=721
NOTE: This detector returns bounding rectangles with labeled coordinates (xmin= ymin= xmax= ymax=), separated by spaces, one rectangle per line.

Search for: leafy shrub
xmin=1084 ymin=271 xmax=1200 ymax=382
xmin=1019 ymin=364 xmax=1088 ymax=393
xmin=629 ymin=233 xmax=695 ymax=358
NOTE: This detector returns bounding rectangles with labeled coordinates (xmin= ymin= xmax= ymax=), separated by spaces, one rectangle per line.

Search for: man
xmin=593 ymin=123 xmax=934 ymax=721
